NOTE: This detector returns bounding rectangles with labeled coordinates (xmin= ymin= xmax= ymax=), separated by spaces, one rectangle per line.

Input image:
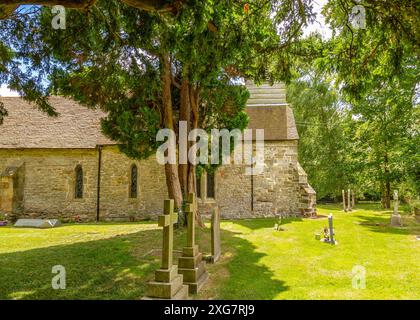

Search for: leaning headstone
xmin=390 ymin=190 xmax=402 ymax=227
xmin=177 ymin=193 xmax=209 ymax=294
xmin=143 ymin=199 xmax=188 ymax=300
xmin=342 ymin=190 xmax=347 ymax=212
xmin=210 ymin=206 xmax=221 ymax=263
xmin=14 ymin=219 xmax=61 ymax=229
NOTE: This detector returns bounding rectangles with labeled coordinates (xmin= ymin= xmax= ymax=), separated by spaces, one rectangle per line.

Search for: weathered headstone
xmin=14 ymin=219 xmax=61 ymax=229
xmin=342 ymin=190 xmax=347 ymax=212
xmin=144 ymin=199 xmax=188 ymax=300
xmin=347 ymin=189 xmax=352 ymax=212
xmin=328 ymin=214 xmax=335 ymax=244
xmin=320 ymin=214 xmax=337 ymax=245
xmin=177 ymin=193 xmax=209 ymax=294
xmin=210 ymin=206 xmax=221 ymax=263
xmin=390 ymin=190 xmax=402 ymax=227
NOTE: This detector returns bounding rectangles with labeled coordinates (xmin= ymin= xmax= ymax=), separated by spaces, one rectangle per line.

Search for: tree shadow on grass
xmin=0 ymin=228 xmax=164 ymax=300
xmin=0 ymin=222 xmax=289 ymax=300
xmin=354 ymin=213 xmax=420 ymax=236
xmin=215 ymin=227 xmax=289 ymax=299
xmin=231 ymin=217 xmax=303 ymax=231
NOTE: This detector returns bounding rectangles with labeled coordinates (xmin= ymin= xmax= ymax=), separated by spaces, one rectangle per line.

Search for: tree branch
xmin=0 ymin=0 xmax=184 ymax=19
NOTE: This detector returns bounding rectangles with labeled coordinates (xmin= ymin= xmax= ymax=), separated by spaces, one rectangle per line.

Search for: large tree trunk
xmin=189 ymin=85 xmax=205 ymax=228
xmin=178 ymin=71 xmax=190 ymax=198
xmin=161 ymin=54 xmax=183 ymax=210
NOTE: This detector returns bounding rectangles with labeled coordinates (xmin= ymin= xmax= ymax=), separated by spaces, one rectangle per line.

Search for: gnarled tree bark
xmin=161 ymin=53 xmax=183 ymax=210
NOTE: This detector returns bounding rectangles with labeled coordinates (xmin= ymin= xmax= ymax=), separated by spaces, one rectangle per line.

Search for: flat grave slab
xmin=14 ymin=219 xmax=61 ymax=229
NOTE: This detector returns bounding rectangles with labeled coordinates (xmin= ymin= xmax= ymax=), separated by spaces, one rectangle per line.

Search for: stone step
xmin=145 ymin=274 xmax=184 ymax=299
xmin=246 ymin=83 xmax=286 ymax=90
xmin=172 ymin=284 xmax=189 ymax=300
xmin=183 ymin=270 xmax=209 ymax=294
xmin=178 ymin=260 xmax=206 ymax=283
xmin=247 ymin=98 xmax=287 ymax=105
xmin=247 ymin=88 xmax=286 ymax=95
xmin=142 ymin=284 xmax=189 ymax=300
xmin=178 ymin=253 xmax=202 ymax=269
xmin=248 ymin=92 xmax=286 ymax=99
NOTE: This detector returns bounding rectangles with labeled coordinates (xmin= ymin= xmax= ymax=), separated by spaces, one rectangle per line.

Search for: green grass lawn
xmin=0 ymin=203 xmax=419 ymax=300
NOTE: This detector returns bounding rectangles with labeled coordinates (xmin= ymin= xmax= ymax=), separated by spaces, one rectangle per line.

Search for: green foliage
xmin=288 ymin=73 xmax=350 ymax=199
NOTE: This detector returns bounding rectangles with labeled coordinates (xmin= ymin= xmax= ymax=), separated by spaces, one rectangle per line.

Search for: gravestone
xmin=14 ymin=219 xmax=61 ymax=229
xmin=390 ymin=190 xmax=402 ymax=227
xmin=342 ymin=190 xmax=347 ymax=212
xmin=177 ymin=193 xmax=209 ymax=294
xmin=320 ymin=214 xmax=337 ymax=245
xmin=347 ymin=189 xmax=352 ymax=212
xmin=144 ymin=199 xmax=188 ymax=300
xmin=328 ymin=214 xmax=335 ymax=244
xmin=210 ymin=206 xmax=221 ymax=263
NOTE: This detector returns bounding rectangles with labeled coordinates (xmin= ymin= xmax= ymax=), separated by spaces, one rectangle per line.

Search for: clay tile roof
xmin=0 ymin=96 xmax=115 ymax=149
xmin=245 ymin=81 xmax=299 ymax=141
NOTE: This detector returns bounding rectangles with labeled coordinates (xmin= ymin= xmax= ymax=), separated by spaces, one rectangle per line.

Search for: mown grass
xmin=0 ymin=203 xmax=418 ymax=300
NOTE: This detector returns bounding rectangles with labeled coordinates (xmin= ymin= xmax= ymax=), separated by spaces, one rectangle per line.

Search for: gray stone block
xmin=14 ymin=219 xmax=61 ymax=229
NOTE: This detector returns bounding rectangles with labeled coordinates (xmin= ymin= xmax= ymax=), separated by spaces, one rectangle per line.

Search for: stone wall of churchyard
xmin=198 ymin=140 xmax=306 ymax=218
xmin=0 ymin=149 xmax=98 ymax=221
xmin=98 ymin=146 xmax=167 ymax=221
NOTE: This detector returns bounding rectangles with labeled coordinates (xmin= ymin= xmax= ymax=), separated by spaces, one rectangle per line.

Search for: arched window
xmin=130 ymin=164 xmax=138 ymax=198
xmin=75 ymin=165 xmax=83 ymax=199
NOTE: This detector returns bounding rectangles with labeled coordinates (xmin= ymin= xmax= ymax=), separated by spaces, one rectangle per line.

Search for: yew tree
xmin=0 ymin=0 xmax=312 ymax=212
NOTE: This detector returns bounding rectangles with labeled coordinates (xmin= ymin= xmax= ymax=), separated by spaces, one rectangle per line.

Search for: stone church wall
xmin=0 ymin=147 xmax=168 ymax=221
xmin=197 ymin=140 xmax=310 ymax=218
xmin=0 ymin=143 xmax=315 ymax=221
xmin=0 ymin=149 xmax=98 ymax=220
xmin=98 ymin=146 xmax=167 ymax=220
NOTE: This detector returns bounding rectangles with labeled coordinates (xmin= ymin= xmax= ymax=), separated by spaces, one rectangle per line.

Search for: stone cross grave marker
xmin=143 ymin=199 xmax=188 ymax=300
xmin=211 ymin=206 xmax=221 ymax=263
xmin=160 ymin=200 xmax=178 ymax=269
xmin=390 ymin=190 xmax=402 ymax=227
xmin=177 ymin=193 xmax=209 ymax=294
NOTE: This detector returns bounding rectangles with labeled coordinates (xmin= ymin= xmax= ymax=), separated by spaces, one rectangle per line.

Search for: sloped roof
xmin=0 ymin=96 xmax=114 ymax=149
xmin=245 ymin=81 xmax=299 ymax=140
xmin=0 ymin=82 xmax=298 ymax=149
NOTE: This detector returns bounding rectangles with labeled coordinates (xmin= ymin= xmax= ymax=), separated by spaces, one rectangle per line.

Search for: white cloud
xmin=0 ymin=85 xmax=20 ymax=97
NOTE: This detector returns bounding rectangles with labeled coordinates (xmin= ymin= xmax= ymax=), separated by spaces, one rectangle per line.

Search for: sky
xmin=0 ymin=0 xmax=331 ymax=97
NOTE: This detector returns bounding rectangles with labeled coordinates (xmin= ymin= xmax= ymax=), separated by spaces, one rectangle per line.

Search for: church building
xmin=0 ymin=82 xmax=316 ymax=221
